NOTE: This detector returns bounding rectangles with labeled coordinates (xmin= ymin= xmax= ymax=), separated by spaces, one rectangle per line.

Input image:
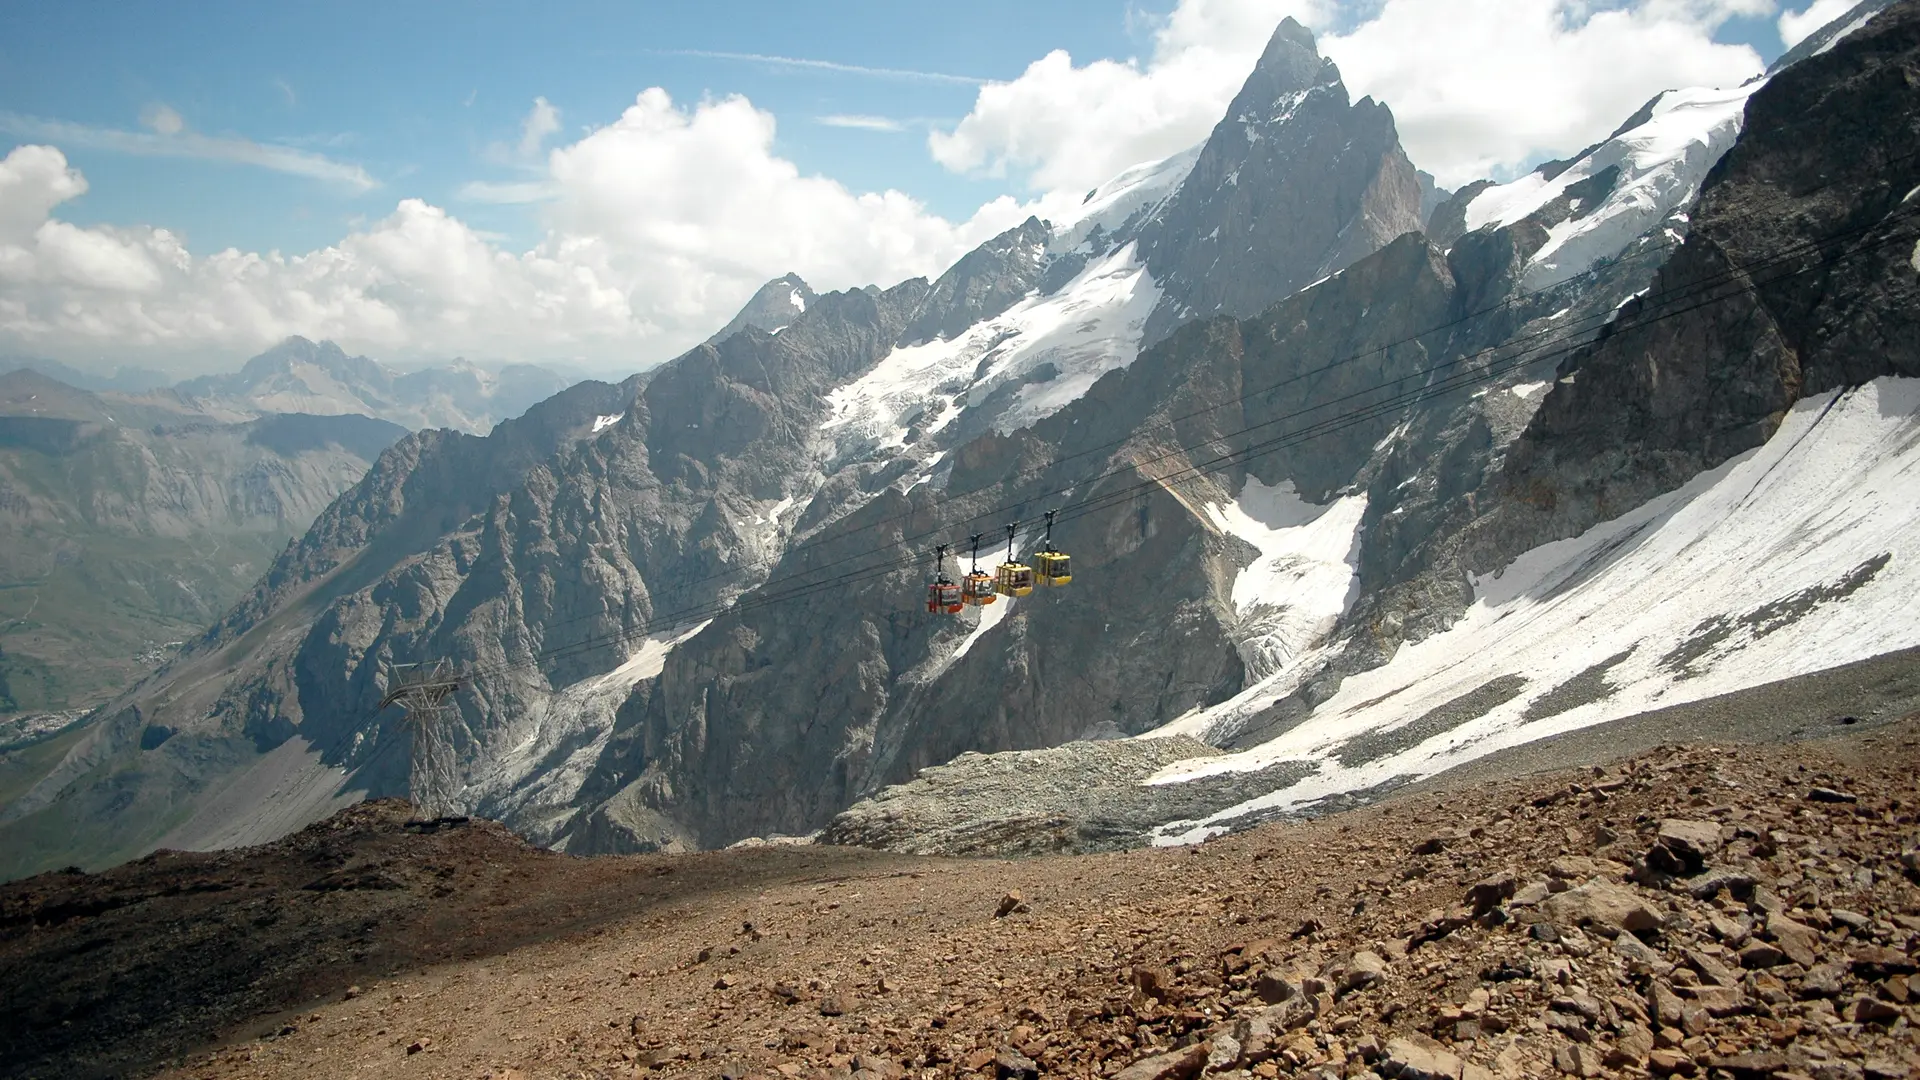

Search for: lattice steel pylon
xmin=377 ymin=659 xmax=466 ymax=820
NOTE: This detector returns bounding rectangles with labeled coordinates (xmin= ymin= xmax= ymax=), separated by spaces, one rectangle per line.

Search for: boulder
xmin=1382 ymin=1036 xmax=1463 ymax=1080
xmin=1541 ymin=881 xmax=1665 ymax=937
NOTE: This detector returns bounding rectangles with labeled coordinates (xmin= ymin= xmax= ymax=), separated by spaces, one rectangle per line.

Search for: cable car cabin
xmin=1034 ymin=550 xmax=1071 ymax=587
xmin=961 ymin=570 xmax=998 ymax=606
xmin=926 ymin=579 xmax=962 ymax=614
xmin=995 ymin=561 xmax=1035 ymax=598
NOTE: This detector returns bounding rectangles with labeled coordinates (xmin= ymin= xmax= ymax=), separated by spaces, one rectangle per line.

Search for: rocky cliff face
xmin=824 ymin=0 xmax=1920 ymax=850
xmin=708 ymin=274 xmax=818 ymax=343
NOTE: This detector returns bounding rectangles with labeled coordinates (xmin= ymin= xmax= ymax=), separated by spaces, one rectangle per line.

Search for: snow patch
xmin=1148 ymin=378 xmax=1920 ymax=843
xmin=750 ymin=496 xmax=796 ymax=528
xmin=1463 ymin=82 xmax=1762 ymax=289
xmin=591 ymin=413 xmax=622 ymax=433
xmin=1150 ymin=481 xmax=1366 ymax=743
xmin=1509 ymin=381 xmax=1549 ymax=399
xmin=951 ymin=597 xmax=1011 ymax=663
xmin=1814 ymin=9 xmax=1880 ymax=54
xmin=788 ymin=287 xmax=807 ymax=313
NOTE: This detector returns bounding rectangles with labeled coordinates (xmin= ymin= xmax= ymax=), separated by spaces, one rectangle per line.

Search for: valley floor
xmin=5 ymin=695 xmax=1919 ymax=1080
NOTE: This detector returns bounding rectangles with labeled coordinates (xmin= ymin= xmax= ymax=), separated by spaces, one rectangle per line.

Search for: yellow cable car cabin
xmin=995 ymin=560 xmax=1034 ymax=597
xmin=1033 ymin=509 xmax=1071 ymax=587
xmin=961 ymin=570 xmax=998 ymax=606
xmin=1034 ymin=549 xmax=1071 ymax=587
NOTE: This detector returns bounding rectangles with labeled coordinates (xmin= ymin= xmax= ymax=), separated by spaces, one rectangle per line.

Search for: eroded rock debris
xmin=14 ymin=719 xmax=1911 ymax=1080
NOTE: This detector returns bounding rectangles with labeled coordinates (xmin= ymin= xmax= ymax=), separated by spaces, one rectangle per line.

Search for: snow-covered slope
xmin=1147 ymin=377 xmax=1920 ymax=841
xmin=1049 ymin=145 xmax=1203 ymax=253
xmin=820 ymin=243 xmax=1162 ymax=455
xmin=1463 ymin=82 xmax=1763 ymax=289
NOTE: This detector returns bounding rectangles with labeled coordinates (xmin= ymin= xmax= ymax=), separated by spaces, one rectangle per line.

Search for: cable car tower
xmin=377 ymin=659 xmax=466 ymax=821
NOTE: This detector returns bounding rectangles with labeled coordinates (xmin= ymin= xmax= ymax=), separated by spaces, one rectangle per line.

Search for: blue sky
xmin=0 ymin=1 xmax=1161 ymax=255
xmin=0 ymin=0 xmax=1823 ymax=373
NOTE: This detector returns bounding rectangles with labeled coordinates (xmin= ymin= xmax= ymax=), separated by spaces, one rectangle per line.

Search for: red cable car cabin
xmin=927 ymin=578 xmax=962 ymax=613
xmin=925 ymin=544 xmax=963 ymax=613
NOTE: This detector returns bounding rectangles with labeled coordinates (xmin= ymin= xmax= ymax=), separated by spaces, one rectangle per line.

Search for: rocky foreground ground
xmin=5 ymin=718 xmax=1920 ymax=1080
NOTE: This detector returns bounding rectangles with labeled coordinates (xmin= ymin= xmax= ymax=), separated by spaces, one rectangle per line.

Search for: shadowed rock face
xmin=1136 ymin=18 xmax=1424 ymax=347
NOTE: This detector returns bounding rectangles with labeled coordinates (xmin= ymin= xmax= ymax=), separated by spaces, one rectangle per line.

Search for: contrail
xmin=664 ymin=49 xmax=988 ymax=86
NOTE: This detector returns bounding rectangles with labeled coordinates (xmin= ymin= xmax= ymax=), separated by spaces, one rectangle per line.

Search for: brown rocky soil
xmin=6 ymin=721 xmax=1920 ymax=1080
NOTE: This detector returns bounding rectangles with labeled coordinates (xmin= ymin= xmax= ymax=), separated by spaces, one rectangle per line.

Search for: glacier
xmin=1146 ymin=377 xmax=1920 ymax=843
xmin=1464 ymin=81 xmax=1763 ymax=289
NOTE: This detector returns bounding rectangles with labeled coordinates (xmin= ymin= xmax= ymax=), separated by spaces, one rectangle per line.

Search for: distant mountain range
xmin=0 ymin=342 xmax=573 ymax=725
xmin=0 ymin=368 xmax=411 ymax=723
xmin=5 ymin=338 xmax=571 ymax=436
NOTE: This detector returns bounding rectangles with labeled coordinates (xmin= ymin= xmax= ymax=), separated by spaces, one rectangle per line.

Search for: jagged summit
xmin=1134 ymin=10 xmax=1424 ymax=346
xmin=898 ymin=217 xmax=1052 ymax=347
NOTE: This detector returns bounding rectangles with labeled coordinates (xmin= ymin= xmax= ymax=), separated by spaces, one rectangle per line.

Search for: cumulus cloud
xmin=1777 ymin=0 xmax=1859 ymax=46
xmin=932 ymin=0 xmax=1772 ymax=191
xmin=0 ymin=109 xmax=377 ymax=191
xmin=0 ymin=92 xmax=1041 ymax=369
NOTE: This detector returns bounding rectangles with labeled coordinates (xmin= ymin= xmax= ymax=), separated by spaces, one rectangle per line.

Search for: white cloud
xmin=540 ymin=89 xmax=1037 ymax=337
xmin=0 ymin=91 xmax=1042 ymax=370
xmin=0 ymin=110 xmax=377 ymax=191
xmin=1778 ymin=0 xmax=1858 ymax=46
xmin=816 ymin=114 xmax=908 ymax=132
xmin=517 ymin=96 xmax=561 ymax=158
xmin=929 ymin=0 xmax=1324 ymax=193
xmin=932 ymin=0 xmax=1772 ymax=192
xmin=1326 ymin=0 xmax=1770 ymax=186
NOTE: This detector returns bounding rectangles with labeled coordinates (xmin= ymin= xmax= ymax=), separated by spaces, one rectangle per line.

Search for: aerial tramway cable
xmin=445 ymin=205 xmax=1919 ymax=684
xmin=467 ymin=157 xmax=1920 ymax=658
xmin=506 ymin=147 xmax=1920 ymax=645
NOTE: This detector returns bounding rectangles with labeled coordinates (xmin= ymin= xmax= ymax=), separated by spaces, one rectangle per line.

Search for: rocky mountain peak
xmin=1242 ymin=16 xmax=1340 ymax=101
xmin=1134 ymin=13 xmax=1424 ymax=346
xmin=709 ymin=273 xmax=819 ymax=344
